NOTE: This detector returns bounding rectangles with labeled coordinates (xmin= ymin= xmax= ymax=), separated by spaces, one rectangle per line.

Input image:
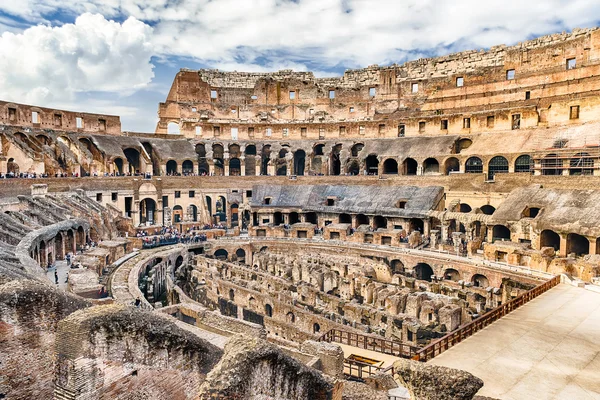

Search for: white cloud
xmin=0 ymin=12 xmax=154 ymax=105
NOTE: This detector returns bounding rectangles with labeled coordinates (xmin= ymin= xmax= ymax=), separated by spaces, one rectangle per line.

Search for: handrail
xmin=343 ymin=358 xmax=384 ymax=380
xmin=414 ymin=275 xmax=561 ymax=362
xmin=318 ymin=328 xmax=419 ymax=359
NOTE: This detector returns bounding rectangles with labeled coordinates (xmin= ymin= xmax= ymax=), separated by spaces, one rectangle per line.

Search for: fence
xmin=414 ymin=274 xmax=561 ymax=361
xmin=344 ymin=359 xmax=384 ymax=380
xmin=318 ymin=328 xmax=419 ymax=359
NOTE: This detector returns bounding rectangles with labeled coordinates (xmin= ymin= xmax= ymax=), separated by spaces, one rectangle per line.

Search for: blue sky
xmin=0 ymin=0 xmax=599 ymax=132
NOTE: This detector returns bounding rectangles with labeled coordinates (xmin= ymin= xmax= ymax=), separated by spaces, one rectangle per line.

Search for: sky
xmin=0 ymin=1 xmax=599 ymax=132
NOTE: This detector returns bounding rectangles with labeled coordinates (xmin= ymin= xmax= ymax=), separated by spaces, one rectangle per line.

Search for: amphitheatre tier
xmin=2 ymin=26 xmax=600 ymax=400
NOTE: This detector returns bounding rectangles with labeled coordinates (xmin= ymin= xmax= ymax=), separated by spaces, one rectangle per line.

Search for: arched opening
xmin=213 ymin=144 xmax=225 ymax=176
xmin=488 ymin=156 xmax=509 ymax=180
xmin=314 ymin=144 xmax=325 ymax=156
xmin=182 ymin=160 xmax=194 ymax=175
xmin=415 ymin=263 xmax=434 ymax=282
xmin=540 ymin=230 xmax=561 ymax=252
xmin=229 ymin=144 xmax=241 ymax=158
xmin=351 ymin=143 xmax=364 ymax=157
xmin=261 ymin=145 xmax=271 ymax=175
xmin=54 ymin=232 xmax=64 ymax=260
xmin=465 ymin=157 xmax=483 ymax=174
xmin=456 ymin=138 xmax=473 ymax=153
xmin=215 ymin=196 xmax=227 ymax=223
xmin=289 ymin=212 xmax=300 ymax=225
xmin=423 ymin=158 xmax=440 ymax=174
xmin=113 ymin=158 xmax=124 ymax=175
xmin=410 ymin=218 xmax=424 ymax=233
xmin=294 ymin=150 xmax=306 ymax=175
xmin=276 ymin=148 xmax=288 ymax=176
xmin=123 ymin=148 xmax=141 ymax=175
xmin=390 ymin=260 xmax=404 ymax=274
xmin=229 ymin=288 xmax=235 ymax=301
xmin=36 ymin=134 xmax=52 ymax=146
xmin=522 ymin=206 xmax=540 ymax=218
xmin=214 ymin=249 xmax=228 ymax=260
xmin=339 ymin=213 xmax=352 ymax=224
xmin=383 ymin=158 xmax=399 ymax=174
xmin=196 ymin=143 xmax=207 ymax=157
xmin=472 ymin=274 xmax=489 ymax=288
xmin=273 ymin=212 xmax=283 ymax=226
xmin=167 ymin=122 xmax=180 ymax=134
xmin=492 ymin=225 xmax=511 ymax=242
xmin=229 ymin=158 xmax=241 ymax=176
xmin=330 ymin=144 xmax=342 ymax=175
xmin=139 ymin=198 xmax=157 ymax=226
xmin=230 ymin=203 xmax=239 ymax=226
xmin=174 ymin=256 xmax=184 ymax=272
xmin=542 ymin=154 xmax=562 ymax=176
xmin=6 ymin=158 xmax=19 ymax=175
xmin=172 ymin=205 xmax=183 ymax=223
xmin=515 ymin=155 xmax=532 ymax=173
xmin=196 ymin=143 xmax=209 ymax=175
xmin=356 ymin=214 xmax=369 ymax=227
xmin=459 ymin=203 xmax=472 ymax=213
xmin=567 ymin=233 xmax=590 ymax=256
xmin=166 ymin=160 xmax=178 ymax=175
xmin=244 ymin=144 xmax=257 ymax=176
xmin=444 ymin=268 xmax=460 ymax=281
xmin=305 ymin=212 xmax=318 ymax=225
xmin=346 ymin=159 xmax=360 ymax=175
xmin=313 ymin=323 xmax=320 ymax=334
xmin=190 ymin=205 xmax=198 ymax=222
xmin=570 ymin=152 xmax=594 ymax=175
xmin=286 ymin=312 xmax=296 ymax=324
xmin=480 ymin=205 xmax=495 ymax=215
xmin=444 ymin=157 xmax=460 ymax=175
xmin=373 ymin=215 xmax=387 ymax=229
xmin=245 ymin=145 xmax=257 ymax=155
xmin=402 ymin=158 xmax=418 ymax=175
xmin=365 ymin=155 xmax=379 ymax=175
xmin=265 ymin=304 xmax=273 ymax=317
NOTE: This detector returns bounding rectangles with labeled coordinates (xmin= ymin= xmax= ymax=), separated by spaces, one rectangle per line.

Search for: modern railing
xmin=318 ymin=328 xmax=419 ymax=359
xmin=413 ymin=274 xmax=561 ymax=362
xmin=344 ymin=359 xmax=384 ymax=380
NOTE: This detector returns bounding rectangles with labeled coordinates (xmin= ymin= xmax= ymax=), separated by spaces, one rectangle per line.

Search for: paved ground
xmin=430 ymin=284 xmax=600 ymax=400
xmin=45 ymin=260 xmax=70 ymax=290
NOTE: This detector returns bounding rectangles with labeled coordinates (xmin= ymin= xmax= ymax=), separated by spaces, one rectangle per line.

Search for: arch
xmin=313 ymin=323 xmax=321 ymax=334
xmin=288 ymin=212 xmax=299 ymax=225
xmin=415 ymin=263 xmax=434 ymax=282
xmin=330 ymin=144 xmax=342 ymax=175
xmin=402 ymin=158 xmax=417 ymax=175
xmin=265 ymin=304 xmax=273 ymax=317
xmin=166 ymin=160 xmax=178 ymax=175
xmin=570 ymin=152 xmax=594 ymax=176
xmin=541 ymin=154 xmax=562 ymax=175
xmin=167 ymin=122 xmax=180 ymax=134
xmin=365 ymin=155 xmax=379 ymax=175
xmin=293 ymin=150 xmax=306 ymax=175
xmin=213 ymin=144 xmax=225 ymax=176
xmin=346 ymin=159 xmax=360 ymax=175
xmin=276 ymin=148 xmax=288 ymax=176
xmin=195 ymin=143 xmax=207 ymax=157
xmin=373 ymin=215 xmax=387 ymax=229
xmin=540 ymin=230 xmax=561 ymax=251
xmin=229 ymin=288 xmax=235 ymax=301
xmin=182 ymin=160 xmax=194 ymax=175
xmin=313 ymin=144 xmax=325 ymax=156
xmin=350 ymin=143 xmax=364 ymax=157
xmin=456 ymin=138 xmax=473 ymax=152
xmin=273 ymin=212 xmax=283 ymax=226
xmin=54 ymin=231 xmax=64 ymax=260
xmin=488 ymin=156 xmax=509 ymax=180
xmin=190 ymin=204 xmax=198 ymax=222
xmin=228 ymin=144 xmax=241 ymax=157
xmin=514 ymin=155 xmax=532 ymax=173
xmin=36 ymin=134 xmax=52 ymax=146
xmin=444 ymin=268 xmax=460 ymax=281
xmin=229 ymin=158 xmax=241 ymax=176
xmin=286 ymin=312 xmax=296 ymax=324
xmin=123 ymin=148 xmax=141 ymax=175
xmin=410 ymin=218 xmax=424 ymax=233
xmin=521 ymin=206 xmax=540 ymax=218
xmin=6 ymin=158 xmax=19 ymax=175
xmin=492 ymin=225 xmax=511 ymax=241
xmin=383 ymin=158 xmax=399 ymax=174
xmin=356 ymin=214 xmax=369 ymax=227
xmin=260 ymin=145 xmax=271 ymax=175
xmin=245 ymin=144 xmax=257 ymax=155
xmin=465 ymin=157 xmax=483 ymax=174
xmin=174 ymin=256 xmax=184 ymax=272
xmin=480 ymin=205 xmax=495 ymax=215
xmin=214 ymin=249 xmax=228 ymax=260
xmin=567 ymin=233 xmax=589 ymax=256
xmin=172 ymin=205 xmax=183 ymax=223
xmin=139 ymin=198 xmax=157 ymax=226
xmin=305 ymin=212 xmax=318 ymax=225
xmin=459 ymin=203 xmax=472 ymax=213
xmin=471 ymin=274 xmax=489 ymax=288
xmin=113 ymin=158 xmax=124 ymax=175
xmin=444 ymin=157 xmax=460 ymax=175
xmin=339 ymin=213 xmax=352 ymax=224
xmin=230 ymin=203 xmax=239 ymax=226
xmin=390 ymin=259 xmax=404 ymax=274
xmin=423 ymin=158 xmax=440 ymax=174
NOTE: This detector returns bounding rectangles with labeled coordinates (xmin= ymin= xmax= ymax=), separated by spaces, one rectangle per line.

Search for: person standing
xmin=54 ymin=270 xmax=59 ymax=285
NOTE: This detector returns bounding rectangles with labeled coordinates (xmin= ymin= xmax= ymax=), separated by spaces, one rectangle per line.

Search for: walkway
xmin=429 ymin=284 xmax=600 ymax=400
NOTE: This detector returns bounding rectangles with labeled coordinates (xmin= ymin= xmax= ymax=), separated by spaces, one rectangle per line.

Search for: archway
xmin=472 ymin=274 xmax=489 ymax=288
xmin=174 ymin=256 xmax=184 ymax=273
xmin=444 ymin=268 xmax=460 ymax=281
xmin=190 ymin=205 xmax=198 ymax=222
xmin=182 ymin=160 xmax=194 ymax=175
xmin=289 ymin=212 xmax=300 ymax=225
xmin=390 ymin=260 xmax=404 ymax=274
xmin=231 ymin=203 xmax=239 ymax=226
xmin=286 ymin=312 xmax=296 ymax=324
xmin=123 ymin=148 xmax=141 ymax=175
xmin=480 ymin=205 xmax=495 ymax=215
xmin=383 ymin=158 xmax=398 ymax=174
xmin=330 ymin=144 xmax=342 ymax=175
xmin=313 ymin=323 xmax=321 ymax=334
xmin=570 ymin=152 xmax=594 ymax=176
xmin=465 ymin=157 xmax=483 ymax=174
xmin=492 ymin=225 xmax=511 ymax=242
xmin=167 ymin=122 xmax=180 ymax=134
xmin=567 ymin=233 xmax=589 ymax=256
xmin=273 ymin=212 xmax=283 ymax=226
xmin=540 ymin=230 xmax=560 ymax=251
xmin=515 ymin=155 xmax=532 ymax=173
xmin=173 ymin=205 xmax=183 ymax=223
xmin=305 ymin=212 xmax=318 ymax=225
xmin=339 ymin=213 xmax=352 ymax=224
xmin=276 ymin=148 xmax=288 ymax=176
xmin=415 ymin=263 xmax=434 ymax=282
xmin=213 ymin=144 xmax=225 ymax=176
xmin=444 ymin=157 xmax=460 ymax=175
xmin=410 ymin=218 xmax=424 ymax=233
xmin=365 ymin=155 xmax=379 ymax=175
xmin=294 ymin=150 xmax=306 ymax=175
xmin=6 ymin=158 xmax=19 ymax=175
xmin=139 ymin=198 xmax=157 ymax=226
xmin=265 ymin=304 xmax=273 ymax=317
xmin=261 ymin=145 xmax=271 ymax=175
xmin=459 ymin=203 xmax=472 ymax=213
xmin=541 ymin=154 xmax=562 ymax=176
xmin=113 ymin=158 xmax=124 ymax=175
xmin=54 ymin=232 xmax=64 ymax=261
xmin=351 ymin=143 xmax=364 ymax=157
xmin=488 ymin=156 xmax=508 ymax=180
xmin=423 ymin=158 xmax=440 ymax=174
xmin=402 ymin=158 xmax=417 ymax=175
xmin=373 ymin=215 xmax=387 ymax=229
xmin=356 ymin=214 xmax=369 ymax=227
xmin=229 ymin=158 xmax=241 ymax=176
xmin=166 ymin=160 xmax=178 ymax=175
xmin=346 ymin=159 xmax=360 ymax=175
xmin=214 ymin=249 xmax=228 ymax=260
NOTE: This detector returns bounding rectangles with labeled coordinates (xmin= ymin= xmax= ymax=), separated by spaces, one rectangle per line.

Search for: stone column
xmin=590 ymin=238 xmax=598 ymax=255
xmin=240 ymin=156 xmax=246 ymax=176
xmin=559 ymin=235 xmax=568 ymax=257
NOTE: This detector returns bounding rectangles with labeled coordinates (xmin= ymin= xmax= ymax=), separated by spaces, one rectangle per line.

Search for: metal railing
xmin=414 ymin=275 xmax=561 ymax=362
xmin=344 ymin=359 xmax=384 ymax=380
xmin=319 ymin=328 xmax=419 ymax=359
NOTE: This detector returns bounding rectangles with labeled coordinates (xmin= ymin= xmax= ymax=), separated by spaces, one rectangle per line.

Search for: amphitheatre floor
xmin=429 ymin=284 xmax=600 ymax=400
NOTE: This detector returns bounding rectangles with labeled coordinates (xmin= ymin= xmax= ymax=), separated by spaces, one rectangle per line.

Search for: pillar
xmin=240 ymin=157 xmax=246 ymax=176
xmin=559 ymin=235 xmax=568 ymax=257
xmin=589 ymin=238 xmax=597 ymax=255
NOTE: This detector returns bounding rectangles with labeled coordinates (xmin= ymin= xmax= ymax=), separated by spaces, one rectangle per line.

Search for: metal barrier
xmin=344 ymin=359 xmax=384 ymax=380
xmin=318 ymin=328 xmax=419 ymax=359
xmin=414 ymin=275 xmax=561 ymax=362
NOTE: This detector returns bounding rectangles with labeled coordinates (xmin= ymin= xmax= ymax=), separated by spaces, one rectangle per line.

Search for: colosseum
xmin=2 ymin=27 xmax=600 ymax=400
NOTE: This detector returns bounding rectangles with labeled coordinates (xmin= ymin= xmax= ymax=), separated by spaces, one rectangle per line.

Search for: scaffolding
xmin=530 ymin=135 xmax=600 ymax=175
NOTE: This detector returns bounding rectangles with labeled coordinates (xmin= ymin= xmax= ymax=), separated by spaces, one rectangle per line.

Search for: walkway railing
xmin=414 ymin=274 xmax=561 ymax=362
xmin=318 ymin=328 xmax=419 ymax=359
xmin=344 ymin=359 xmax=384 ymax=380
